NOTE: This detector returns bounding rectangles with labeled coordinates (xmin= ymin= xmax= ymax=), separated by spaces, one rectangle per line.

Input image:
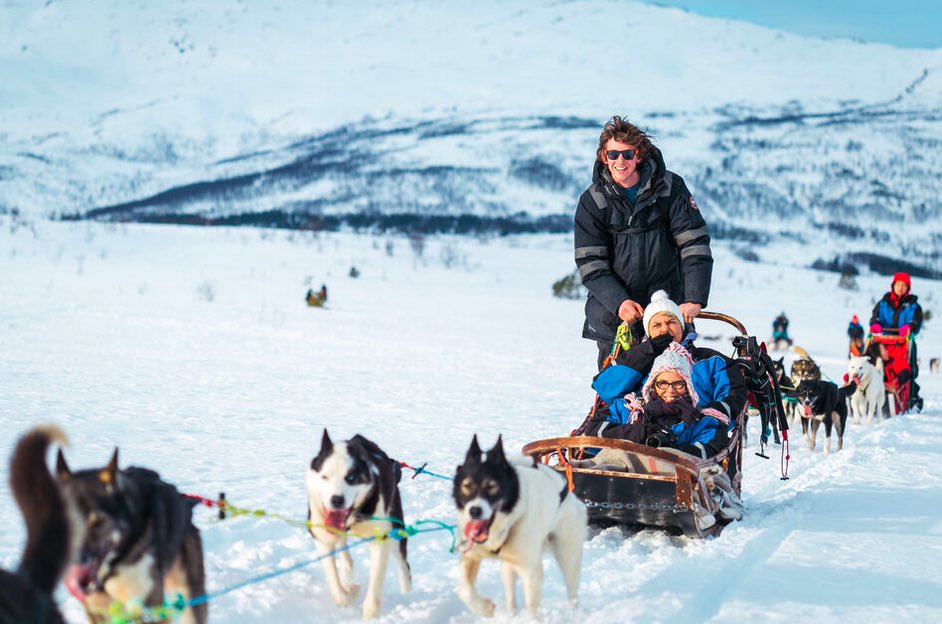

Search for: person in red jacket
xmin=869 ymin=272 xmax=923 ymax=410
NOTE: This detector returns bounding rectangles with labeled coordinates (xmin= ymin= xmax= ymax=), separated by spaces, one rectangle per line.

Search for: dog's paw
xmin=461 ymin=593 xmax=496 ymax=618
xmin=362 ymin=599 xmax=381 ymax=620
xmin=345 ymin=583 xmax=361 ymax=599
xmin=332 ymin=585 xmax=360 ymax=607
xmin=477 ymin=599 xmax=496 ymax=618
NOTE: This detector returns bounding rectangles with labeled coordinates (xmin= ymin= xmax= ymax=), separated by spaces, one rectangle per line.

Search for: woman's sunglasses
xmin=654 ymin=379 xmax=687 ymax=392
xmin=606 ymin=149 xmax=636 ymax=161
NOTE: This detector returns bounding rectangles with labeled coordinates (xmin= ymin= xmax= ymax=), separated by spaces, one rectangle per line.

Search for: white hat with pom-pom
xmin=642 ymin=290 xmax=684 ymax=336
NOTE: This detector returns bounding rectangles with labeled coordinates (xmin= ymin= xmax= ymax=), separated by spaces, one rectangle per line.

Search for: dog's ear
xmin=100 ymin=448 xmax=119 ymax=485
xmin=464 ymin=434 xmax=483 ymax=465
xmin=487 ymin=435 xmax=507 ymax=464
xmin=56 ymin=449 xmax=71 ymax=479
xmin=320 ymin=429 xmax=333 ymax=454
xmin=310 ymin=429 xmax=334 ymax=473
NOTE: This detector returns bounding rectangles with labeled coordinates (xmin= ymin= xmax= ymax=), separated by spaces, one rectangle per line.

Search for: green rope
xmin=614 ymin=323 xmax=633 ymax=353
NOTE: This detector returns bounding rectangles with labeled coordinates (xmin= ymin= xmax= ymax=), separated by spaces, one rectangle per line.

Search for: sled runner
xmin=522 ymin=312 xmax=789 ymax=538
xmin=867 ymin=332 xmax=913 ymax=415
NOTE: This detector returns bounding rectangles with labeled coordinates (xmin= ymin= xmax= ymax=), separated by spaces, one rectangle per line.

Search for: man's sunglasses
xmin=654 ymin=379 xmax=687 ymax=392
xmin=606 ymin=149 xmax=636 ymax=161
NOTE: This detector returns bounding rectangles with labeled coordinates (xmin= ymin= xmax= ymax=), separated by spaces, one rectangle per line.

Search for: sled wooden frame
xmin=521 ymin=310 xmax=748 ymax=539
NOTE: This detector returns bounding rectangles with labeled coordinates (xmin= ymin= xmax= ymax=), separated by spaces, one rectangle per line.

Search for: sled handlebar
xmin=698 ymin=311 xmax=748 ymax=336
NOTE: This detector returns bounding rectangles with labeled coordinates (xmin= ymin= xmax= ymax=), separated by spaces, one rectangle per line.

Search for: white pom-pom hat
xmin=642 ymin=290 xmax=685 ymax=337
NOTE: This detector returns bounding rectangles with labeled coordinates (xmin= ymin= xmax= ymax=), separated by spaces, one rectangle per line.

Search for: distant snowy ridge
xmin=2 ymin=0 xmax=942 ymax=275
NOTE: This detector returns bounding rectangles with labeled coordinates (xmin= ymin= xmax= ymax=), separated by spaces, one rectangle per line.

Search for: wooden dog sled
xmin=522 ymin=312 xmax=788 ymax=538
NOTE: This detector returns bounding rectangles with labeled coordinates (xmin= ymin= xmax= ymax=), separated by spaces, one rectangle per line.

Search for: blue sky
xmin=641 ymin=1 xmax=942 ymax=49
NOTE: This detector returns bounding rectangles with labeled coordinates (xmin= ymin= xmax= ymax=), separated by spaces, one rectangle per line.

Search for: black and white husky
xmin=796 ymin=379 xmax=855 ymax=455
xmin=453 ymin=435 xmax=586 ymax=617
xmin=306 ymin=431 xmax=411 ymax=620
xmin=57 ymin=448 xmax=207 ymax=624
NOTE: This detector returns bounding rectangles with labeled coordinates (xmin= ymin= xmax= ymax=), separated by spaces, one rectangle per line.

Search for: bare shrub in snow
xmin=440 ymin=243 xmax=460 ymax=269
xmin=409 ymin=233 xmax=425 ymax=258
xmin=552 ymin=270 xmax=586 ymax=300
xmin=197 ymin=281 xmax=216 ymax=302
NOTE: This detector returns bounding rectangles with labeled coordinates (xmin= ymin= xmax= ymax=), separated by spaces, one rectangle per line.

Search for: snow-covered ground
xmin=2 ymin=218 xmax=941 ymax=623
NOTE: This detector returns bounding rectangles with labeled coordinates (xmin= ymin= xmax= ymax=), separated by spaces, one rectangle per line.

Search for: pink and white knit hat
xmin=641 ymin=342 xmax=699 ymax=405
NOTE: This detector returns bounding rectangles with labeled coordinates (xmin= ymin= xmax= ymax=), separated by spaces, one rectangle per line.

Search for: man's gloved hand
xmin=615 ymin=333 xmax=674 ymax=371
xmin=648 ymin=332 xmax=674 ymax=355
xmin=900 ymin=324 xmax=912 ymax=337
xmin=870 ymin=323 xmax=882 ymax=335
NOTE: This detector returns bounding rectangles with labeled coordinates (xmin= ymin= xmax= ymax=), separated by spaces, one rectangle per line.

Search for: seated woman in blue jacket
xmin=591 ymin=342 xmax=730 ymax=459
xmin=582 ymin=290 xmax=747 ymax=433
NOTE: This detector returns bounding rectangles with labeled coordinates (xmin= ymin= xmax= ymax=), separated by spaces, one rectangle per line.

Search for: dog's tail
xmin=839 ymin=382 xmax=858 ymax=399
xmin=10 ymin=425 xmax=72 ymax=594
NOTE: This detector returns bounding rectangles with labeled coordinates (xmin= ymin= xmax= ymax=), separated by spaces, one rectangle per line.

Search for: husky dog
xmin=453 ymin=435 xmax=586 ymax=617
xmin=846 ymin=356 xmax=886 ymax=425
xmin=306 ymin=431 xmax=411 ymax=620
xmin=930 ymin=357 xmax=939 ymax=374
xmin=796 ymin=380 xmax=855 ymax=454
xmin=789 ymin=357 xmax=820 ymax=425
xmin=1 ymin=426 xmax=77 ymax=624
xmin=790 ymin=357 xmax=821 ymax=386
xmin=57 ymin=449 xmax=206 ymax=624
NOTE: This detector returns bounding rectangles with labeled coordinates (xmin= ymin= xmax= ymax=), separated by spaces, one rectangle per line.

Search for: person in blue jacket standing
xmin=870 ymin=271 xmax=923 ymax=409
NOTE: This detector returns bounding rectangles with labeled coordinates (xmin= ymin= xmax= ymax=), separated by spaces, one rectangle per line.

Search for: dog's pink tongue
xmin=464 ymin=520 xmax=489 ymax=544
xmin=804 ymin=405 xmax=812 ymax=416
xmin=64 ymin=564 xmax=94 ymax=603
xmin=324 ymin=508 xmax=350 ymax=530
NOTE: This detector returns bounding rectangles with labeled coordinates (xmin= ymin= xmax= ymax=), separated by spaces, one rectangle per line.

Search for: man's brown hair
xmin=596 ymin=115 xmax=654 ymax=162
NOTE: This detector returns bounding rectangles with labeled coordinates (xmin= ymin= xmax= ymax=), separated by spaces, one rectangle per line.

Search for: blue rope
xmin=188 ymin=536 xmax=375 ymax=608
xmin=187 ymin=525 xmax=455 ymax=610
xmin=400 ymin=461 xmax=453 ymax=481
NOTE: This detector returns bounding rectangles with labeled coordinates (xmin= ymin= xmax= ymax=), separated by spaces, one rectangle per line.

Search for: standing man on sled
xmin=870 ymin=271 xmax=923 ymax=409
xmin=574 ymin=115 xmax=714 ymax=370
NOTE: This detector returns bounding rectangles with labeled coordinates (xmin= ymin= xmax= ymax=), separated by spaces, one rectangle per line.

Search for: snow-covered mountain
xmin=2 ymin=0 xmax=942 ymax=275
